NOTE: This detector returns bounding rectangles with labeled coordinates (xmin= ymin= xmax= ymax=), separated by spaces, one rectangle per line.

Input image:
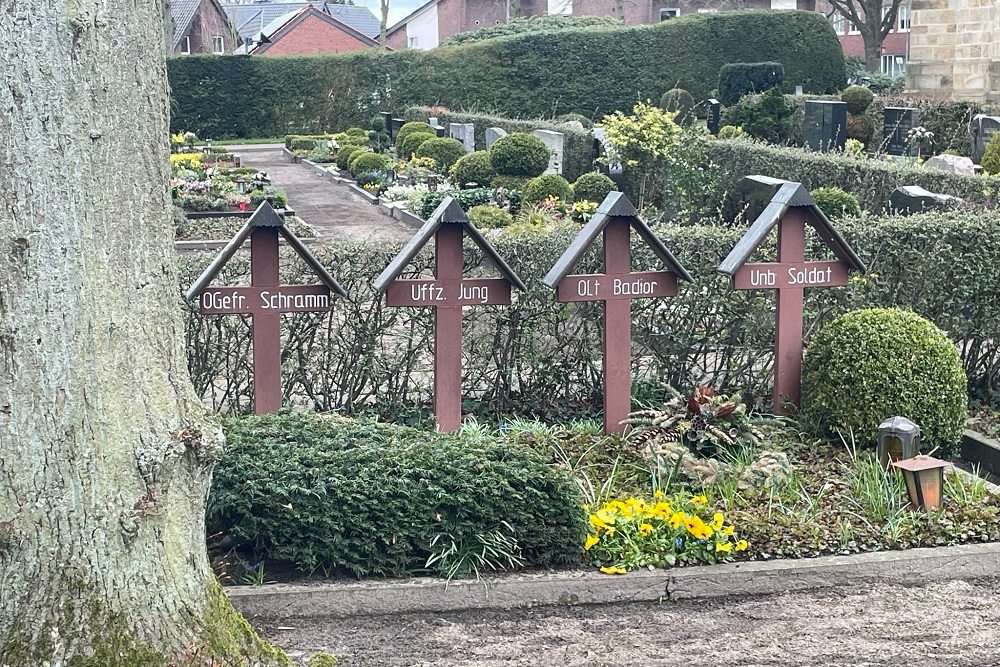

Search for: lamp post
xmin=891 ymin=455 xmax=950 ymax=510
xmin=877 ymin=416 xmax=921 ymax=468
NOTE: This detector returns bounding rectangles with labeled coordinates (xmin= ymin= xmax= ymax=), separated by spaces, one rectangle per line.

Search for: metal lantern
xmin=891 ymin=455 xmax=950 ymax=510
xmin=877 ymin=416 xmax=920 ymax=468
xmin=236 ymin=178 xmax=248 ymax=195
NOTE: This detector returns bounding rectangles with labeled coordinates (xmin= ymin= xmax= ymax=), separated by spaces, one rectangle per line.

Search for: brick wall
xmin=262 ymin=13 xmax=374 ymax=55
xmin=436 ymin=0 xmax=465 ymax=42
xmin=174 ymin=0 xmax=233 ymax=54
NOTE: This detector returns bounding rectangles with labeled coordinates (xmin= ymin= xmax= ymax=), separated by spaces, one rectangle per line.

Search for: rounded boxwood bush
xmin=370 ymin=115 xmax=386 ymax=132
xmin=981 ymin=132 xmax=1000 ymax=174
xmin=415 ymin=137 xmax=467 ymax=173
xmin=846 ymin=113 xmax=874 ymax=144
xmin=395 ymin=121 xmax=435 ymax=146
xmin=801 ymin=308 xmax=967 ymax=454
xmin=659 ymin=88 xmax=695 ymax=126
xmin=398 ymin=131 xmax=436 ymax=160
xmin=490 ymin=175 xmax=530 ymax=190
xmin=208 ymin=413 xmax=587 ymax=577
xmin=523 ymin=174 xmax=572 ymax=207
xmin=451 ymin=150 xmax=496 ymax=188
xmin=717 ymin=125 xmax=745 ymax=139
xmin=336 ymin=145 xmax=362 ymax=171
xmin=810 ymin=187 xmax=861 ymax=220
xmin=344 ymin=127 xmax=369 ymax=141
xmin=572 ymin=172 xmax=616 ymax=204
xmin=489 ymin=133 xmax=550 ymax=177
xmin=468 ymin=204 xmax=514 ymax=229
xmin=841 ymin=85 xmax=875 ymax=115
xmin=349 ymin=151 xmax=390 ymax=177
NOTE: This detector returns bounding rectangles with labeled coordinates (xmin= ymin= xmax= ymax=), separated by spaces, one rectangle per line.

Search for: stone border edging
xmin=227 ymin=541 xmax=1000 ymax=620
xmin=962 ymin=429 xmax=1000 ymax=478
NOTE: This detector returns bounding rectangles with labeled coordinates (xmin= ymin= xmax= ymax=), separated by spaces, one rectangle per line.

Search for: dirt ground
xmin=238 ymin=147 xmax=414 ymax=245
xmin=257 ymin=578 xmax=1000 ymax=666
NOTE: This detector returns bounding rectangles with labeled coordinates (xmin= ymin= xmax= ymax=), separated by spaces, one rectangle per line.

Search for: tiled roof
xmin=223 ymin=1 xmax=380 ymax=40
xmin=169 ymin=0 xmax=202 ymax=50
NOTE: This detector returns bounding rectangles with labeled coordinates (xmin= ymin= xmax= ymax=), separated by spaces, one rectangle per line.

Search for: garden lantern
xmin=877 ymin=416 xmax=920 ymax=468
xmin=203 ymin=139 xmax=212 ymax=155
xmin=891 ymin=455 xmax=950 ymax=510
xmin=237 ymin=178 xmax=248 ymax=195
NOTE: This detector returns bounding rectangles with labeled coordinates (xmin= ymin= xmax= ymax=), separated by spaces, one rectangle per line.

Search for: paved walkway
xmin=238 ymin=146 xmax=413 ymax=245
xmin=257 ymin=578 xmax=1000 ymax=666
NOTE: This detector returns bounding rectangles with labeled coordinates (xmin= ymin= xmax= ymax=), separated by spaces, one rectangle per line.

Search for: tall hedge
xmin=169 ymin=11 xmax=844 ymax=138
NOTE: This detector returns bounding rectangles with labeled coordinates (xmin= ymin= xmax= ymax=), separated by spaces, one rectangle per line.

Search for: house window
xmin=180 ymin=36 xmax=191 ymax=55
xmin=212 ymin=35 xmax=225 ymax=54
xmin=848 ymin=20 xmax=860 ymax=34
xmin=660 ymin=8 xmax=679 ymax=20
xmin=408 ymin=36 xmax=419 ymax=48
xmin=881 ymin=54 xmax=906 ymax=77
xmin=897 ymin=5 xmax=910 ymax=31
xmin=830 ymin=12 xmax=845 ymax=35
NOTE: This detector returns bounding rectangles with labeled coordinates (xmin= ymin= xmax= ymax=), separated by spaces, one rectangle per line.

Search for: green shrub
xmin=659 ymin=88 xmax=695 ymax=126
xmin=415 ymin=137 xmax=467 ymax=173
xmin=442 ymin=15 xmax=625 ymax=46
xmin=308 ymin=653 xmax=338 ymax=667
xmin=801 ymin=308 xmax=967 ymax=454
xmin=572 ymin=172 xmax=616 ymax=203
xmin=396 ymin=121 xmax=436 ymax=146
xmin=451 ymin=151 xmax=497 ymax=189
xmin=398 ymin=131 xmax=437 ymax=160
xmin=810 ymin=187 xmax=861 ymax=220
xmin=419 ymin=187 xmax=495 ymax=218
xmin=490 ymin=133 xmax=550 ymax=177
xmin=846 ymin=113 xmax=874 ymax=145
xmin=468 ymin=204 xmax=514 ymax=229
xmin=982 ymin=132 xmax=1000 ymax=174
xmin=371 ymin=115 xmax=385 ymax=132
xmin=490 ymin=175 xmax=531 ymax=190
xmin=718 ymin=61 xmax=785 ymax=106
xmin=170 ymin=13 xmax=844 ymax=138
xmin=523 ymin=174 xmax=573 ymax=207
xmin=336 ymin=145 xmax=362 ymax=171
xmin=841 ymin=85 xmax=874 ymax=115
xmin=208 ymin=413 xmax=587 ymax=576
xmin=345 ymin=127 xmax=369 ymax=141
xmin=348 ymin=151 xmax=390 ymax=177
xmin=717 ymin=125 xmax=744 ymax=139
xmin=720 ymin=88 xmax=794 ymax=143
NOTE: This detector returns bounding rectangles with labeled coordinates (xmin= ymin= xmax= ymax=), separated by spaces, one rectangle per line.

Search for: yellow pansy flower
xmin=690 ymin=495 xmax=708 ymax=505
xmin=651 ymin=502 xmax=672 ymax=518
xmin=654 ymin=490 xmax=665 ymax=499
xmin=711 ymin=513 xmax=724 ymax=531
xmin=715 ymin=542 xmax=732 ymax=553
xmin=736 ymin=539 xmax=749 ymax=551
xmin=599 ymin=566 xmax=627 ymax=575
xmin=721 ymin=525 xmax=735 ymax=537
xmin=639 ymin=523 xmax=653 ymax=537
xmin=669 ymin=511 xmax=686 ymax=529
xmin=584 ymin=534 xmax=599 ymax=551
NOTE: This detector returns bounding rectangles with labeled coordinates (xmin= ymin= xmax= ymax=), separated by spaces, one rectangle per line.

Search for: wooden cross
xmin=543 ymin=192 xmax=693 ymax=435
xmin=718 ymin=178 xmax=866 ymax=415
xmin=374 ymin=198 xmax=525 ymax=432
xmin=186 ymin=201 xmax=346 ymax=414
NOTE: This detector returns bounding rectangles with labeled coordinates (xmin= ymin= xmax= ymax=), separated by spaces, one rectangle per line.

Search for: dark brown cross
xmin=718 ymin=179 xmax=866 ymax=415
xmin=374 ymin=198 xmax=525 ymax=432
xmin=186 ymin=202 xmax=345 ymax=414
xmin=543 ymin=192 xmax=693 ymax=435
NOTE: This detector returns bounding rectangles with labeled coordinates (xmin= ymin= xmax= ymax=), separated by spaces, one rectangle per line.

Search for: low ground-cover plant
xmin=208 ymin=413 xmax=587 ymax=578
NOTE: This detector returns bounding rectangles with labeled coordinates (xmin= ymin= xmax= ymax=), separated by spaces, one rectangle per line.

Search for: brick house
xmin=388 ymin=0 xmax=822 ymax=51
xmin=225 ymin=2 xmax=380 ymax=47
xmin=815 ymin=0 xmax=911 ymax=77
xmin=170 ymin=0 xmax=235 ymax=55
xmin=244 ymin=5 xmax=380 ymax=55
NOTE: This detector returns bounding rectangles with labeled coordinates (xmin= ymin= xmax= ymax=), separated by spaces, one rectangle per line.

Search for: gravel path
xmin=238 ymin=146 xmax=413 ymax=245
xmin=257 ymin=578 xmax=1000 ymax=666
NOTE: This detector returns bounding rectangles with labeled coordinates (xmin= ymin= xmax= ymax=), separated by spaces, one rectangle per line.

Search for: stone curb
xmin=962 ymin=429 xmax=1000 ymax=479
xmin=227 ymin=541 xmax=1000 ymax=620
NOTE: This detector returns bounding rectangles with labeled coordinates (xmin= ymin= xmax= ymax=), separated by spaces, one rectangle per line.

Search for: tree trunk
xmin=615 ymin=0 xmax=625 ymax=20
xmin=381 ymin=0 xmax=389 ymax=47
xmin=863 ymin=28 xmax=882 ymax=73
xmin=0 ymin=1 xmax=286 ymax=665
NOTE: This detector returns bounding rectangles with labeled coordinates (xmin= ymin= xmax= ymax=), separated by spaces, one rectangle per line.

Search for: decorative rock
xmin=924 ymin=154 xmax=976 ymax=175
xmin=448 ymin=123 xmax=475 ymax=152
xmin=889 ymin=185 xmax=964 ymax=215
xmin=562 ymin=120 xmax=585 ymax=131
xmin=531 ymin=129 xmax=565 ymax=175
xmin=485 ymin=127 xmax=507 ymax=149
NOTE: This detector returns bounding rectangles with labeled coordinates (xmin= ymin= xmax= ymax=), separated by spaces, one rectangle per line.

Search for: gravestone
xmin=434 ymin=126 xmax=446 ymax=138
xmin=889 ymin=186 xmax=964 ymax=215
xmin=390 ymin=118 xmax=407 ymax=140
xmin=924 ymin=154 xmax=976 ymax=175
xmin=374 ymin=198 xmax=525 ymax=432
xmin=185 ymin=201 xmax=346 ymax=414
xmin=381 ymin=111 xmax=392 ymax=135
xmin=883 ymin=107 xmax=920 ymax=156
xmin=428 ymin=117 xmax=441 ymax=128
xmin=717 ymin=180 xmax=866 ymax=415
xmin=532 ymin=129 xmax=565 ymax=174
xmin=706 ymin=99 xmax=721 ymax=135
xmin=971 ymin=114 xmax=1000 ymax=163
xmin=542 ymin=192 xmax=693 ymax=434
xmin=485 ymin=127 xmax=507 ymax=149
xmin=448 ymin=123 xmax=476 ymax=152
xmin=803 ymin=100 xmax=847 ymax=152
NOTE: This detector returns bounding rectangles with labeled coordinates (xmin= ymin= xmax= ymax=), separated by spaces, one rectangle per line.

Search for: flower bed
xmin=171 ymin=153 xmax=286 ymax=212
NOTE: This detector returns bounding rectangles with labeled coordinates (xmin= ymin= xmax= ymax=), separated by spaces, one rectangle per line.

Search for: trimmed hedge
xmin=708 ymin=138 xmax=1000 ymax=212
xmin=718 ymin=61 xmax=785 ymax=106
xmin=208 ymin=413 xmax=587 ymax=576
xmin=405 ymin=106 xmax=593 ymax=182
xmin=169 ymin=11 xmax=844 ymax=138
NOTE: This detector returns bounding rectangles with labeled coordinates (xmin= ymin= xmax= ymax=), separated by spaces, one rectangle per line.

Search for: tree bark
xmin=863 ymin=27 xmax=882 ymax=73
xmin=0 ymin=1 xmax=285 ymax=664
xmin=380 ymin=0 xmax=389 ymax=47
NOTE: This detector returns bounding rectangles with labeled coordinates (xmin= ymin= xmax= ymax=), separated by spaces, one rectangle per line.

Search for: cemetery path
xmin=238 ymin=147 xmax=413 ymax=245
xmin=257 ymin=578 xmax=1000 ymax=666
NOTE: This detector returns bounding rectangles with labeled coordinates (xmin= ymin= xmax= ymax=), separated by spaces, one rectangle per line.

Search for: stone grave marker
xmin=889 ymin=185 xmax=964 ymax=215
xmin=428 ymin=117 xmax=441 ymax=128
xmin=374 ymin=198 xmax=526 ymax=432
xmin=971 ymin=114 xmax=1000 ymax=163
xmin=883 ymin=107 xmax=921 ymax=156
xmin=485 ymin=127 xmax=507 ymax=149
xmin=803 ymin=100 xmax=847 ymax=152
xmin=448 ymin=123 xmax=476 ymax=152
xmin=381 ymin=111 xmax=392 ymax=135
xmin=434 ymin=126 xmax=446 ymax=138
xmin=542 ymin=192 xmax=693 ymax=434
xmin=717 ymin=180 xmax=866 ymax=414
xmin=532 ymin=129 xmax=565 ymax=174
xmin=706 ymin=98 xmax=721 ymax=135
xmin=185 ymin=201 xmax=346 ymax=414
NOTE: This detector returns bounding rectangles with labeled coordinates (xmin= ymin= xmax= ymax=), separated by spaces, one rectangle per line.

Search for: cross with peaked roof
xmin=373 ymin=197 xmax=526 ymax=433
xmin=542 ymin=192 xmax=694 ymax=435
xmin=185 ymin=200 xmax=346 ymax=414
xmin=717 ymin=177 xmax=867 ymax=415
